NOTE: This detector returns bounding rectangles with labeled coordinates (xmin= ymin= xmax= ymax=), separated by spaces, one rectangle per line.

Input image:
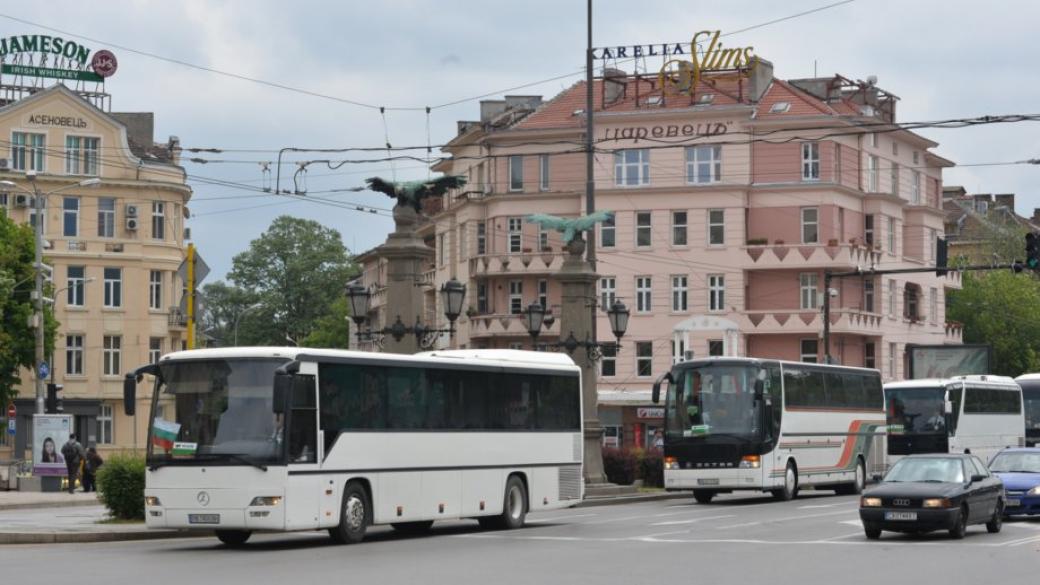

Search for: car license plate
xmin=884 ymin=511 xmax=917 ymax=521
xmin=1006 ymin=498 xmax=1021 ymax=507
xmin=188 ymin=514 xmax=220 ymax=524
xmin=697 ymin=478 xmax=720 ymax=486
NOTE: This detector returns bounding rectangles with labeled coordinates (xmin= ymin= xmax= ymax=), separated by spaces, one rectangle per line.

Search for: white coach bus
xmin=123 ymin=347 xmax=584 ymax=546
xmin=653 ymin=357 xmax=886 ymax=503
xmin=885 ymin=375 xmax=1025 ymax=462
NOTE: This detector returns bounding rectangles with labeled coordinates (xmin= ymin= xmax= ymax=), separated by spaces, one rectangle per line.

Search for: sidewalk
xmin=0 ymin=505 xmax=206 ymax=544
xmin=0 ymin=490 xmax=101 ymax=511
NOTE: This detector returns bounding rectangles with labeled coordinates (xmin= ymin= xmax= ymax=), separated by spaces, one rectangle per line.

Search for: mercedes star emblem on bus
xmin=197 ymin=491 xmax=210 ymax=506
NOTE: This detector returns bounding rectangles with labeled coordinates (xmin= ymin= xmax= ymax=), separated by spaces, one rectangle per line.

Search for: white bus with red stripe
xmin=652 ymin=357 xmax=886 ymax=503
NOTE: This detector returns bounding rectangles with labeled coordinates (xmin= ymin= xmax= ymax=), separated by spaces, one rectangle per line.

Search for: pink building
xmin=356 ymin=63 xmax=963 ymax=448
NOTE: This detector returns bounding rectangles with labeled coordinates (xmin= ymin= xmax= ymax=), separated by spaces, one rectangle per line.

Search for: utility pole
xmin=186 ymin=243 xmax=196 ymax=349
xmin=28 ymin=172 xmax=45 ymax=415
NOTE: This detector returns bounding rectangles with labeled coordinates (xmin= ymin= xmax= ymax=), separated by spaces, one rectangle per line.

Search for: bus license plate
xmin=188 ymin=514 xmax=220 ymax=524
xmin=884 ymin=512 xmax=917 ymax=521
xmin=1006 ymin=498 xmax=1020 ymax=507
xmin=697 ymin=479 xmax=719 ymax=486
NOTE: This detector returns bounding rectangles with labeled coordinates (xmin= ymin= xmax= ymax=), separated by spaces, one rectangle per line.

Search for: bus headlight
xmin=739 ymin=455 xmax=760 ymax=469
xmin=1027 ymin=486 xmax=1040 ymax=496
xmin=664 ymin=457 xmax=679 ymax=470
xmin=145 ymin=496 xmax=161 ymax=507
xmin=249 ymin=496 xmax=282 ymax=506
xmin=861 ymin=497 xmax=882 ymax=508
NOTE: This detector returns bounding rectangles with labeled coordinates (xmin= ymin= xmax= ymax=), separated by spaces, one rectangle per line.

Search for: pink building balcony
xmin=465 ymin=312 xmax=562 ymax=339
xmin=740 ymin=308 xmax=885 ymax=336
xmin=742 ymin=241 xmax=883 ymax=270
xmin=945 ymin=321 xmax=964 ymax=344
xmin=468 ymin=251 xmax=567 ymax=277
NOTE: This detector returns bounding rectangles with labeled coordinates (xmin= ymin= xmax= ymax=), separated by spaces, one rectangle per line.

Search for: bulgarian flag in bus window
xmin=152 ymin=418 xmax=181 ymax=451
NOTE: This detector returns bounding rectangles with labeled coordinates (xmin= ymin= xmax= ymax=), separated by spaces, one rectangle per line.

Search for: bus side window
xmin=289 ymin=375 xmax=317 ymax=463
xmin=767 ymin=365 xmax=782 ymax=439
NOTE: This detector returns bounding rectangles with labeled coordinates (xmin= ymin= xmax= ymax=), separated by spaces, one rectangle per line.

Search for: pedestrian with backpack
xmin=61 ymin=434 xmax=85 ymax=494
xmin=81 ymin=447 xmax=104 ymax=493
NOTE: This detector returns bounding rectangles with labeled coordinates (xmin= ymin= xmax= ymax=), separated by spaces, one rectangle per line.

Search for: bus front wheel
xmin=693 ymin=490 xmax=715 ymax=504
xmin=215 ymin=530 xmax=251 ymax=547
xmin=329 ymin=482 xmax=370 ymax=544
xmin=772 ymin=462 xmax=798 ymax=501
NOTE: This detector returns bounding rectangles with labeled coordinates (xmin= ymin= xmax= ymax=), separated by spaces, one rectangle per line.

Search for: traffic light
xmin=1026 ymin=233 xmax=1040 ymax=270
xmin=45 ymin=383 xmax=63 ymax=414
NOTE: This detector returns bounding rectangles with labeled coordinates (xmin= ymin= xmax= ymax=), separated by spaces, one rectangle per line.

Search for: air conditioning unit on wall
xmin=126 ymin=204 xmax=139 ymax=217
xmin=14 ymin=194 xmax=31 ymax=208
xmin=126 ymin=217 xmax=139 ymax=231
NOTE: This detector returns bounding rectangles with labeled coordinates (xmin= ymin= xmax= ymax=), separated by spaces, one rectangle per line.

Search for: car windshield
xmin=989 ymin=451 xmax=1040 ymax=474
xmin=147 ymin=358 xmax=289 ymax=464
xmin=885 ymin=457 xmax=966 ymax=483
xmin=665 ymin=364 xmax=769 ymax=441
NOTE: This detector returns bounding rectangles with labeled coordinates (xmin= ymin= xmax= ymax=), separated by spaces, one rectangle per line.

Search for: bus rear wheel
xmin=693 ymin=490 xmax=715 ymax=504
xmin=835 ymin=459 xmax=866 ymax=495
xmin=479 ymin=475 xmax=527 ymax=530
xmin=772 ymin=462 xmax=798 ymax=501
xmin=215 ymin=530 xmax=251 ymax=547
xmin=329 ymin=482 xmax=370 ymax=544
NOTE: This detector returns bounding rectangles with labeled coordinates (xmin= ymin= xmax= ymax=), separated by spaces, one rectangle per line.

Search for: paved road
xmin=1 ymin=490 xmax=1037 ymax=584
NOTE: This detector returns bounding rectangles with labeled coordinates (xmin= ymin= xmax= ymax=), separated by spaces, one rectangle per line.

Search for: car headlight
xmin=1028 ymin=486 xmax=1040 ymax=496
xmin=739 ymin=455 xmax=761 ymax=469
xmin=861 ymin=497 xmax=882 ymax=508
xmin=144 ymin=496 xmax=161 ymax=507
xmin=249 ymin=496 xmax=282 ymax=506
xmin=664 ymin=457 xmax=679 ymax=470
xmin=922 ymin=498 xmax=952 ymax=508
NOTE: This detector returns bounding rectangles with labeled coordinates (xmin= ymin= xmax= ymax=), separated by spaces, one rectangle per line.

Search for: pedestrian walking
xmin=81 ymin=447 xmax=104 ymax=492
xmin=60 ymin=434 xmax=85 ymax=494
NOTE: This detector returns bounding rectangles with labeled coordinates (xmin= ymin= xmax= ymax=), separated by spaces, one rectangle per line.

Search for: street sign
xmin=38 ymin=361 xmax=49 ymax=379
xmin=6 ymin=404 xmax=15 ymax=436
xmin=177 ymin=251 xmax=210 ymax=286
xmin=6 ymin=404 xmax=14 ymax=419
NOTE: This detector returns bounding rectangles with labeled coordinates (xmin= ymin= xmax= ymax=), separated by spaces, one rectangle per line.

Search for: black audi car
xmin=859 ymin=453 xmax=1005 ymax=539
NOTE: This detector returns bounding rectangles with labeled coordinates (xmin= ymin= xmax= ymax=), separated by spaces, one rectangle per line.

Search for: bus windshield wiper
xmin=219 ymin=453 xmax=268 ymax=471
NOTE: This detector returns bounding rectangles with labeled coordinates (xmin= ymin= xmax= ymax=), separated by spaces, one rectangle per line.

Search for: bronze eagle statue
xmin=365 ymin=175 xmax=467 ymax=212
xmin=526 ymin=210 xmax=614 ymax=243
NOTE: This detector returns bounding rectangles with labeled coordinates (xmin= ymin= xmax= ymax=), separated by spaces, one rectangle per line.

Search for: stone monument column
xmin=380 ymin=204 xmax=433 ymax=355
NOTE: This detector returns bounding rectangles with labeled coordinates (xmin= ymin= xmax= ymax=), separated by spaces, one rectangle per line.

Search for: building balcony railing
xmin=469 ymin=251 xmax=566 ymax=277
xmin=740 ymin=308 xmax=886 ymax=335
xmin=465 ymin=312 xmax=562 ymax=339
xmin=945 ymin=321 xmax=964 ymax=344
xmin=742 ymin=241 xmax=882 ymax=270
xmin=168 ymin=308 xmax=187 ymax=329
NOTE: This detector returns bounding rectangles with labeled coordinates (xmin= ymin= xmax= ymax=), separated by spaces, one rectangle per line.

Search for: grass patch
xmin=97 ymin=517 xmax=145 ymax=525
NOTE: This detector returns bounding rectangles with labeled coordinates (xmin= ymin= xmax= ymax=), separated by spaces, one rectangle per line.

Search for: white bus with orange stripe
xmin=652 ymin=357 xmax=886 ymax=504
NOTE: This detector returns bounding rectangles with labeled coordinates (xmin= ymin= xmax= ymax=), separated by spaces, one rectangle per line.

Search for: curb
xmin=575 ymin=491 xmax=691 ymax=508
xmin=0 ymin=500 xmax=102 ymax=512
xmin=0 ymin=529 xmax=212 ymax=545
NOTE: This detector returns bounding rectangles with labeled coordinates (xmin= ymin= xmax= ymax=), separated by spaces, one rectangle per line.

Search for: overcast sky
xmin=7 ymin=0 xmax=1040 ymax=280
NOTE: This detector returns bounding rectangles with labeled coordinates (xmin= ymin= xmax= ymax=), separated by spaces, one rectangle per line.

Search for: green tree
xmin=946 ymin=270 xmax=1040 ymax=376
xmin=0 ymin=213 xmax=58 ymax=406
xmin=226 ymin=216 xmax=357 ymax=345
xmin=301 ymin=296 xmax=352 ymax=349
xmin=198 ymin=281 xmax=260 ymax=347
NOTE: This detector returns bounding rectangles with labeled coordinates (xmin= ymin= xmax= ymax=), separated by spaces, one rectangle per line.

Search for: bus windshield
xmin=665 ymin=364 xmax=768 ymax=441
xmin=1024 ymin=388 xmax=1040 ymax=434
xmin=886 ymin=387 xmax=949 ymax=435
xmin=147 ymin=358 xmax=290 ymax=465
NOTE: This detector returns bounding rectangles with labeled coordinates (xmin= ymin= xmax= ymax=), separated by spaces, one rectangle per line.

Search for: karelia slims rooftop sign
xmin=0 ymin=34 xmax=117 ymax=82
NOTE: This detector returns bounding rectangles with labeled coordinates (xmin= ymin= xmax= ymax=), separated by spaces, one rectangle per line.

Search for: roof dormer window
xmin=770 ymin=101 xmax=791 ymax=114
xmin=699 ymin=94 xmax=715 ymax=104
xmin=646 ymin=95 xmax=663 ymax=107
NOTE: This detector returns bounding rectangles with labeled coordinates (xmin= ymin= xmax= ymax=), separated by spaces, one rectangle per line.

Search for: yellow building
xmin=0 ymin=84 xmax=191 ymax=458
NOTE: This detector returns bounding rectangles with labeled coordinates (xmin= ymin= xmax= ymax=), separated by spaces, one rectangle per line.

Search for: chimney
xmin=479 ymin=100 xmax=507 ymax=122
xmin=994 ymin=193 xmax=1015 ymax=211
xmin=603 ymin=68 xmax=627 ymax=105
xmin=504 ymin=95 xmax=542 ymax=111
xmin=747 ymin=58 xmax=774 ymax=102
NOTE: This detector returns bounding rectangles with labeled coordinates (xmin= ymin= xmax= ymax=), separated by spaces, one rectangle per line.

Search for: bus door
xmin=279 ymin=370 xmax=323 ymax=529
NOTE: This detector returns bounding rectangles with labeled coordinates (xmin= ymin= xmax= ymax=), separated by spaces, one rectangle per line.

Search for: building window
xmin=601 ymin=345 xmax=617 ymax=377
xmin=929 ymin=287 xmax=938 ymax=323
xmin=887 ymin=216 xmax=896 ymax=254
xmin=538 ymin=279 xmax=548 ymax=309
xmin=149 ymin=270 xmax=163 ymax=310
xmin=615 ymin=149 xmax=650 ymax=186
xmin=509 ymin=280 xmax=523 ymax=315
xmin=600 ymin=277 xmax=616 ymax=310
xmin=835 ymin=143 xmax=843 ymax=183
xmin=868 ymin=155 xmax=879 ymax=192
xmin=913 ymin=151 xmax=920 ymax=165
xmin=800 ymin=339 xmax=818 ymax=363
xmin=538 ymin=226 xmax=549 ymax=251
xmin=62 ymin=197 xmax=79 ymax=237
xmin=672 ymin=338 xmax=687 ymax=364
xmin=708 ymin=340 xmax=724 ymax=357
xmin=709 ymin=274 xmax=725 ymax=312
xmin=98 ymin=197 xmax=115 ymax=238
xmin=801 ymin=142 xmax=820 ymax=181
xmin=11 ymin=132 xmax=45 ymax=171
xmin=149 ymin=337 xmax=163 ymax=364
xmin=864 ymin=214 xmax=874 ymax=247
xmin=476 ymin=283 xmax=488 ymax=314
xmin=863 ymin=278 xmax=875 ymax=313
xmin=911 ymin=170 xmax=921 ymax=204
xmin=152 ymin=201 xmax=165 ymax=240
xmin=509 ymin=155 xmax=523 ymax=191
xmin=636 ymin=211 xmax=652 ymax=247
xmin=685 ymin=145 xmax=721 ymax=183
xmin=888 ymin=279 xmax=897 ymax=317
xmin=865 ymin=342 xmax=876 ymax=369
xmin=888 ymin=342 xmax=897 ymax=378
xmin=539 ymin=154 xmax=549 ymax=191
xmin=891 ymin=162 xmax=900 ymax=197
xmin=438 ymin=233 xmax=446 ymax=265
xmin=600 ymin=213 xmax=615 ymax=248
xmin=508 ymin=217 xmax=522 ymax=253
xmin=927 ymin=228 xmax=936 ymax=262
xmin=459 ymin=225 xmax=467 ymax=258
xmin=636 ymin=276 xmax=652 ymax=313
xmin=103 ymin=335 xmax=121 ymax=377
xmin=65 ymin=335 xmax=83 ymax=376
xmin=904 ymin=283 xmax=920 ymax=321
xmin=708 ymin=209 xmax=725 ymax=245
xmin=800 ymin=273 xmax=818 ymax=310
xmin=476 ymin=221 xmax=486 ymax=255
xmin=671 ymin=275 xmax=688 ymax=312
xmin=65 ymin=136 xmax=99 ymax=175
xmin=671 ymin=211 xmax=687 ymax=246
xmin=636 ymin=342 xmax=653 ymax=377
xmin=870 ymin=133 xmax=879 ymax=148
xmin=801 ymin=207 xmax=818 ymax=244
xmin=67 ymin=266 xmax=85 ymax=306
xmin=97 ymin=404 xmax=113 ymax=445
xmin=103 ymin=267 xmax=122 ymax=308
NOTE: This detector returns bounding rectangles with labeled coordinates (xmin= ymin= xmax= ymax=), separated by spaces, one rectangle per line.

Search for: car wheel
xmin=215 ymin=530 xmax=251 ymax=547
xmin=863 ymin=523 xmax=882 ymax=540
xmin=772 ymin=462 xmax=798 ymax=501
xmin=329 ymin=481 xmax=370 ymax=544
xmin=986 ymin=500 xmax=1004 ymax=534
xmin=693 ymin=490 xmax=715 ymax=504
xmin=949 ymin=505 xmax=968 ymax=540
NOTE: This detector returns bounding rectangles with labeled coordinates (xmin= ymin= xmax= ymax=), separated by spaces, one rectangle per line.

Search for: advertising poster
xmin=32 ymin=414 xmax=73 ymax=476
xmin=908 ymin=345 xmax=991 ymax=380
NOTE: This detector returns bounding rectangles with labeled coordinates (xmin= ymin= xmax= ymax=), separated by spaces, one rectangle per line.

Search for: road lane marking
xmin=650 ymin=514 xmax=735 ymax=526
xmin=527 ymin=513 xmax=596 ymax=524
xmin=798 ymin=502 xmax=848 ymax=509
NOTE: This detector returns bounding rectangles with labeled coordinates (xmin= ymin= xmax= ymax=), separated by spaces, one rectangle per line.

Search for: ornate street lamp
xmin=440 ymin=278 xmax=466 ymax=326
xmin=606 ymin=299 xmax=630 ymax=343
xmin=539 ymin=299 xmax=630 ymax=361
xmin=348 ymin=279 xmax=467 ymax=350
xmin=345 ymin=283 xmax=372 ymax=328
xmin=523 ymin=303 xmax=546 ymax=342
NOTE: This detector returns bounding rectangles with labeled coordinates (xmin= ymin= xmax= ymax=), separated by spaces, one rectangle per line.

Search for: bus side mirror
xmin=273 ymin=373 xmax=291 ymax=415
xmin=944 ymin=400 xmax=953 ymax=414
xmin=123 ymin=374 xmax=137 ymax=416
xmin=651 ymin=371 xmax=673 ymax=404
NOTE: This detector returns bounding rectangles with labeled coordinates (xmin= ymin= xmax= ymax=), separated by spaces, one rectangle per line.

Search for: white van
xmin=885 ymin=375 xmax=1025 ymax=464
